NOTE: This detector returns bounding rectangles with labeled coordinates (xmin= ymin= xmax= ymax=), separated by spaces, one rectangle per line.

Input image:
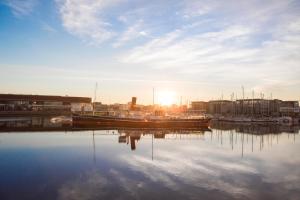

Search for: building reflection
xmin=210 ymin=121 xmax=300 ymax=134
xmin=0 ymin=116 xmax=72 ymax=132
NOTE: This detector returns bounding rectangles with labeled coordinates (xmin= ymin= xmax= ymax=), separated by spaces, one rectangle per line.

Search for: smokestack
xmin=131 ymin=97 xmax=137 ymax=110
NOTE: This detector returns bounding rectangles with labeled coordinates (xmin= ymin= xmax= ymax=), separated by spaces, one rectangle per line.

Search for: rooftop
xmin=0 ymin=94 xmax=91 ymax=103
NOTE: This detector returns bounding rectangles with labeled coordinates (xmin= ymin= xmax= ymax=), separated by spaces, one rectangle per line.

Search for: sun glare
xmin=157 ymin=90 xmax=176 ymax=106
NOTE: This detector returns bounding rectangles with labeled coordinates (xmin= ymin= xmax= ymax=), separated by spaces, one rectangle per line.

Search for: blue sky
xmin=0 ymin=0 xmax=300 ymax=104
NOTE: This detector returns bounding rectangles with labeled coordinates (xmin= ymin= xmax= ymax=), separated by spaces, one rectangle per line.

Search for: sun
xmin=157 ymin=90 xmax=176 ymax=106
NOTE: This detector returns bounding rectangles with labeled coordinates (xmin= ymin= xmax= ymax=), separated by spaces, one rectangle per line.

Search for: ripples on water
xmin=0 ymin=117 xmax=300 ymax=200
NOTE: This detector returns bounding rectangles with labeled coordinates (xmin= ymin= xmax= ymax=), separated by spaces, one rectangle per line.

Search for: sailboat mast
xmin=153 ymin=87 xmax=155 ymax=106
xmin=252 ymin=90 xmax=254 ymax=118
xmin=93 ymin=82 xmax=98 ymax=116
xmin=94 ymin=82 xmax=98 ymax=103
xmin=242 ymin=86 xmax=244 ymax=116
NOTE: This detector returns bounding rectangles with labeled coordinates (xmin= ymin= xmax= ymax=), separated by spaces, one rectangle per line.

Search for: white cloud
xmin=182 ymin=0 xmax=216 ymax=18
xmin=113 ymin=20 xmax=146 ymax=48
xmin=56 ymin=0 xmax=122 ymax=44
xmin=4 ymin=0 xmax=37 ymax=16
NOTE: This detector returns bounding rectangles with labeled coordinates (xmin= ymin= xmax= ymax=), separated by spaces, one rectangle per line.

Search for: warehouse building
xmin=0 ymin=94 xmax=92 ymax=114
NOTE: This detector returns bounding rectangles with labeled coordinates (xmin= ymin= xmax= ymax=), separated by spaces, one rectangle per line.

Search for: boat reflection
xmin=117 ymin=128 xmax=209 ymax=151
xmin=0 ymin=117 xmax=211 ymax=132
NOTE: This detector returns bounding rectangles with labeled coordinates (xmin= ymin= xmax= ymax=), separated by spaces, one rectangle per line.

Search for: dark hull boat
xmin=72 ymin=115 xmax=211 ymax=129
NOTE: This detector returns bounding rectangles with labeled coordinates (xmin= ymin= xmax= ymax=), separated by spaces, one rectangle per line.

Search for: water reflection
xmin=211 ymin=121 xmax=300 ymax=134
xmin=114 ymin=126 xmax=299 ymax=157
xmin=117 ymin=128 xmax=209 ymax=151
xmin=0 ymin=118 xmax=300 ymax=199
xmin=0 ymin=116 xmax=72 ymax=132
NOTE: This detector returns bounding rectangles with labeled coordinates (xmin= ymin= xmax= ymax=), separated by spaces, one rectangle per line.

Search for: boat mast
xmin=231 ymin=92 xmax=234 ymax=117
xmin=152 ymin=87 xmax=155 ymax=114
xmin=242 ymin=86 xmax=244 ymax=116
xmin=93 ymin=82 xmax=98 ymax=116
xmin=153 ymin=87 xmax=155 ymax=106
xmin=252 ymin=90 xmax=254 ymax=118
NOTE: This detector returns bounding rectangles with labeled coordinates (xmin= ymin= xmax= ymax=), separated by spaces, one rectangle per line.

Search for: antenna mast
xmin=94 ymin=82 xmax=98 ymax=103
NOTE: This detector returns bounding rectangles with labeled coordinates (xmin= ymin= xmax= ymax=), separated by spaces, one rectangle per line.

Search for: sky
xmin=0 ymin=0 xmax=300 ymax=104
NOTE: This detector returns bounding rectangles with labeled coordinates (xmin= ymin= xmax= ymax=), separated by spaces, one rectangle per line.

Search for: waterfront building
xmin=205 ymin=99 xmax=299 ymax=118
xmin=0 ymin=94 xmax=92 ymax=115
xmin=207 ymin=100 xmax=232 ymax=116
xmin=234 ymin=99 xmax=282 ymax=117
xmin=234 ymin=99 xmax=299 ymax=117
xmin=190 ymin=101 xmax=208 ymax=114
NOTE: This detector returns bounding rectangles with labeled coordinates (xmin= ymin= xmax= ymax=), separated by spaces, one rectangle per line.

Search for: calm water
xmin=0 ymin=118 xmax=300 ymax=200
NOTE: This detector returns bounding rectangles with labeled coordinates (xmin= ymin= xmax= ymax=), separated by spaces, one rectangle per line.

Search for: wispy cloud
xmin=181 ymin=0 xmax=216 ymax=18
xmin=120 ymin=25 xmax=255 ymax=69
xmin=3 ymin=0 xmax=37 ymax=17
xmin=56 ymin=0 xmax=122 ymax=44
xmin=113 ymin=20 xmax=147 ymax=48
xmin=41 ymin=23 xmax=57 ymax=33
xmin=55 ymin=0 xmax=182 ymax=46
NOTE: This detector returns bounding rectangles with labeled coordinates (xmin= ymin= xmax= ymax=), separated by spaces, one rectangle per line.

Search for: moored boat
xmin=72 ymin=114 xmax=211 ymax=128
